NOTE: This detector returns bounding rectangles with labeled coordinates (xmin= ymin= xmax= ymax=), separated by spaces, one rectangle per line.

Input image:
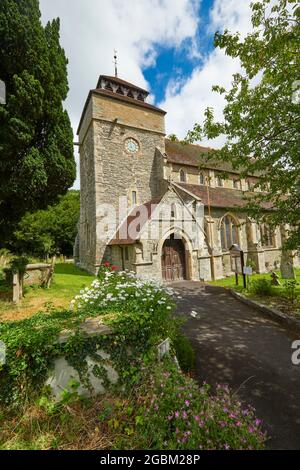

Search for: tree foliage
xmin=13 ymin=190 xmax=80 ymax=257
xmin=0 ymin=0 xmax=76 ymax=244
xmin=186 ymin=0 xmax=300 ymax=249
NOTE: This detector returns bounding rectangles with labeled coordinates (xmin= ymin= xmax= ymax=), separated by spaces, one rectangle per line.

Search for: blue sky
xmin=144 ymin=0 xmax=214 ymax=103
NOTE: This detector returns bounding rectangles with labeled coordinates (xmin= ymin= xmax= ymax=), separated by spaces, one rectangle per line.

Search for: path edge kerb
xmin=229 ymin=289 xmax=300 ymax=333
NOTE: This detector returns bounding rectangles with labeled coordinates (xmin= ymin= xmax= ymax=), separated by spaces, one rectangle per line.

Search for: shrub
xmin=173 ymin=333 xmax=195 ymax=373
xmin=72 ymin=265 xmax=177 ymax=323
xmin=283 ymin=280 xmax=298 ymax=305
xmin=250 ymin=278 xmax=272 ymax=296
xmin=132 ymin=360 xmax=267 ymax=450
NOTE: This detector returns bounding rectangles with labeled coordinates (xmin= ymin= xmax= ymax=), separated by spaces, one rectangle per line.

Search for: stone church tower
xmin=77 ymin=75 xmax=167 ymax=273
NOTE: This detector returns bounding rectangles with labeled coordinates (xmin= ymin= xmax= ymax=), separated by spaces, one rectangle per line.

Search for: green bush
xmin=250 ymin=278 xmax=273 ymax=296
xmin=173 ymin=333 xmax=195 ymax=373
xmin=283 ymin=280 xmax=298 ymax=305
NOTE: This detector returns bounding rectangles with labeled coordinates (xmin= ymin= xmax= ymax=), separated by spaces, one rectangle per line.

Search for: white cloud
xmin=39 ymin=0 xmax=201 ymax=189
xmin=159 ymin=0 xmax=253 ymax=146
xmin=209 ymin=0 xmax=252 ymax=38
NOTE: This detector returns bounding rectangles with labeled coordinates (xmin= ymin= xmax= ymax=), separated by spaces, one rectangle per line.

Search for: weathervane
xmin=114 ymin=49 xmax=118 ymax=78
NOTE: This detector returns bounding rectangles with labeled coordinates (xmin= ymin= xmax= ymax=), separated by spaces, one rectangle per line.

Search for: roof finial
xmin=114 ymin=49 xmax=118 ymax=78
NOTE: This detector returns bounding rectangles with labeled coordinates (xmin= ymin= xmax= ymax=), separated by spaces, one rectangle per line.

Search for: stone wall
xmin=79 ymin=123 xmax=97 ymax=273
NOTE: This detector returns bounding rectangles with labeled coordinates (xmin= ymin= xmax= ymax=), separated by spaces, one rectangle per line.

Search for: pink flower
xmin=185 ymin=400 xmax=190 ymax=407
xmin=175 ymin=411 xmax=179 ymax=418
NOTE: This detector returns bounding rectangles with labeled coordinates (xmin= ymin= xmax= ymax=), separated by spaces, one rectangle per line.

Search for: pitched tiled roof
xmin=108 ymin=196 xmax=163 ymax=245
xmin=97 ymin=75 xmax=149 ymax=94
xmin=175 ymin=183 xmax=273 ymax=210
xmin=165 ymin=139 xmax=243 ymax=174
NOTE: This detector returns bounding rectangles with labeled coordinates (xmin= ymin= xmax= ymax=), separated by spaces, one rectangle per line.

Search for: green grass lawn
xmin=208 ymin=268 xmax=300 ymax=292
xmin=0 ymin=263 xmax=95 ymax=322
xmin=208 ymin=268 xmax=300 ymax=316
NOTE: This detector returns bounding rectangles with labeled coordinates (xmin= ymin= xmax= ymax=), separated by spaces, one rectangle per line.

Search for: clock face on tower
xmin=125 ymin=138 xmax=139 ymax=154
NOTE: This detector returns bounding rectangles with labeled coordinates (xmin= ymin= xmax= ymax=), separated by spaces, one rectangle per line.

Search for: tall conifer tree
xmin=0 ymin=0 xmax=76 ymax=243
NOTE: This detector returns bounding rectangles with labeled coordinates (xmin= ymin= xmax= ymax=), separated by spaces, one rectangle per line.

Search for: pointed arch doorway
xmin=161 ymin=234 xmax=187 ymax=282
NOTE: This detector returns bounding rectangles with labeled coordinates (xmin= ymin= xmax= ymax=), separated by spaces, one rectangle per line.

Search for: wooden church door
xmin=161 ymin=235 xmax=186 ymax=281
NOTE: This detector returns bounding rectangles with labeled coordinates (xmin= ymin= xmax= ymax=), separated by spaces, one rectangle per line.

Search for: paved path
xmin=172 ymin=281 xmax=300 ymax=450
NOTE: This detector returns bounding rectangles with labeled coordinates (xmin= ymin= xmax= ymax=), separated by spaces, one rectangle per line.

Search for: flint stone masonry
xmin=46 ymin=319 xmax=118 ymax=401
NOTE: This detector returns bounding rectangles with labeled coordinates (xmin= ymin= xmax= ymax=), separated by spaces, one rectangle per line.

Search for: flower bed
xmin=113 ymin=360 xmax=267 ymax=450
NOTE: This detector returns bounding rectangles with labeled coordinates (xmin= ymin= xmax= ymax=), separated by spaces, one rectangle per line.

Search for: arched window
xmin=199 ymin=173 xmax=205 ymax=185
xmin=220 ymin=215 xmax=239 ymax=251
xmin=179 ymin=169 xmax=186 ymax=183
xmin=260 ymin=224 xmax=275 ymax=247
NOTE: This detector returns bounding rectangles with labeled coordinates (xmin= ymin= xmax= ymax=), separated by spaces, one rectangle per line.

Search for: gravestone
xmin=280 ymin=254 xmax=296 ymax=280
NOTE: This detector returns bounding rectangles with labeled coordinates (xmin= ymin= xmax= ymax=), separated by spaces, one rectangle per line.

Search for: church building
xmin=75 ymin=74 xmax=299 ymax=281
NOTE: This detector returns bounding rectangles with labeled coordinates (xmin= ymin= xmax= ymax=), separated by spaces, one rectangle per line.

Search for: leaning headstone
xmin=280 ymin=259 xmax=296 ymax=280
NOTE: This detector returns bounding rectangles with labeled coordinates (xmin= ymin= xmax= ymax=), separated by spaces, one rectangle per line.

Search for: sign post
xmin=243 ymin=265 xmax=253 ymax=289
xmin=230 ymin=244 xmax=246 ymax=289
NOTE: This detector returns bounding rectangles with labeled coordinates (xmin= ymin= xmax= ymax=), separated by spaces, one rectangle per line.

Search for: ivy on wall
xmin=0 ymin=266 xmax=179 ymax=406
